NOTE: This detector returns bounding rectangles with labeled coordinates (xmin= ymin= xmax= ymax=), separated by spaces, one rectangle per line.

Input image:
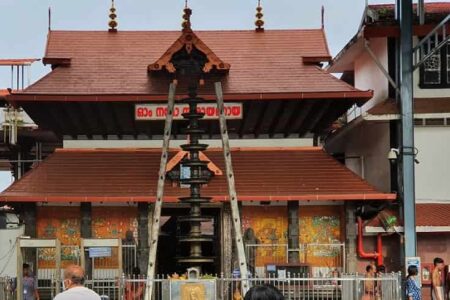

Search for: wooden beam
xmin=61 ymin=103 xmax=83 ymax=136
xmin=108 ymin=102 xmax=123 ymax=139
xmin=298 ymin=101 xmax=331 ymax=137
xmin=288 ymin=101 xmax=314 ymax=135
xmin=271 ymin=101 xmax=300 ymax=136
xmin=239 ymin=101 xmax=264 ymax=137
xmin=47 ymin=104 xmax=71 ymax=137
xmin=255 ymin=101 xmax=282 ymax=138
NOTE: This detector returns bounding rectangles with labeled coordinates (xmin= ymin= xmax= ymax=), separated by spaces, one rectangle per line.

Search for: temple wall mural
xmin=37 ymin=206 xmax=81 ymax=268
xmin=241 ymin=205 xmax=343 ymax=270
xmin=36 ymin=206 xmax=138 ymax=269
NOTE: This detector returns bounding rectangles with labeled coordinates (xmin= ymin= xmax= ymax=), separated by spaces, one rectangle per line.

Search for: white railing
xmin=4 ymin=272 xmax=402 ymax=300
xmin=103 ymin=273 xmax=401 ymax=300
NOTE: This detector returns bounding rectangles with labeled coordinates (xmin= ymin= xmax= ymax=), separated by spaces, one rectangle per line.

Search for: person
xmin=54 ymin=264 xmax=100 ymax=300
xmin=376 ymin=265 xmax=386 ymax=300
xmin=376 ymin=265 xmax=386 ymax=274
xmin=244 ymin=285 xmax=284 ymax=300
xmin=432 ymin=257 xmax=445 ymax=300
xmin=363 ymin=264 xmax=376 ymax=300
xmin=125 ymin=267 xmax=144 ymax=300
xmin=23 ymin=263 xmax=40 ymax=300
xmin=405 ymin=265 xmax=421 ymax=300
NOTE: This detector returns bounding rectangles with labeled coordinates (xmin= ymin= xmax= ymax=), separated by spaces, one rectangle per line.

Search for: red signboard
xmin=135 ymin=103 xmax=243 ymax=120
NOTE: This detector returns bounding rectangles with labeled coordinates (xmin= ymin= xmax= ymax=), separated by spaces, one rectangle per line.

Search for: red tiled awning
xmin=416 ymin=204 xmax=450 ymax=227
xmin=367 ymin=98 xmax=450 ymax=116
xmin=0 ymin=147 xmax=395 ymax=203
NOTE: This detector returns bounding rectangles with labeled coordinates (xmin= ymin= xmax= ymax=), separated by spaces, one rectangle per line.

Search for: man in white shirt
xmin=54 ymin=265 xmax=101 ymax=300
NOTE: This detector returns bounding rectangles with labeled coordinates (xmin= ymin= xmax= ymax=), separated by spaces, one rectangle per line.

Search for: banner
xmin=135 ymin=103 xmax=243 ymax=120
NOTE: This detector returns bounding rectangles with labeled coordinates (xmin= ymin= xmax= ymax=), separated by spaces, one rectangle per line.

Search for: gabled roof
xmin=0 ymin=147 xmax=395 ymax=203
xmin=8 ymin=29 xmax=371 ymax=101
xmin=148 ymin=29 xmax=230 ymax=73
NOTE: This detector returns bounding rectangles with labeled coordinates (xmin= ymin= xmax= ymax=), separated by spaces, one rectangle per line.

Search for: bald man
xmin=54 ymin=265 xmax=100 ymax=300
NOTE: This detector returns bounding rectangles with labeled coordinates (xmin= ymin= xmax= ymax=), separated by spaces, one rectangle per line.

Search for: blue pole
xmin=398 ymin=0 xmax=417 ymax=258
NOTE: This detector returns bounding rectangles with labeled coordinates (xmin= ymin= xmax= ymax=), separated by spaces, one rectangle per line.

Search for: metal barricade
xmin=117 ymin=272 xmax=402 ymax=300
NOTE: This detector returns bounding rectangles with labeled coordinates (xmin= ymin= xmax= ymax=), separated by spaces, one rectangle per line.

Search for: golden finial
xmin=182 ymin=2 xmax=192 ymax=32
xmin=108 ymin=0 xmax=118 ymax=32
xmin=255 ymin=0 xmax=264 ymax=32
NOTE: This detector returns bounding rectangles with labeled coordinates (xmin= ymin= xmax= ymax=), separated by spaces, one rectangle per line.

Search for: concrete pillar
xmin=288 ymin=201 xmax=300 ymax=263
xmin=137 ymin=203 xmax=150 ymax=274
xmin=345 ymin=203 xmax=358 ymax=273
xmin=80 ymin=203 xmax=92 ymax=277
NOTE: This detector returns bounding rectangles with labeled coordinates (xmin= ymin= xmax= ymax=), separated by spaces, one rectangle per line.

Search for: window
xmin=420 ymin=40 xmax=450 ymax=88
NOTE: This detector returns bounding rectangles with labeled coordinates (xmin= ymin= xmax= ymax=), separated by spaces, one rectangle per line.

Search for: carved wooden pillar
xmin=137 ymin=202 xmax=150 ymax=274
xmin=345 ymin=203 xmax=357 ymax=273
xmin=22 ymin=203 xmax=37 ymax=267
xmin=80 ymin=202 xmax=92 ymax=277
xmin=288 ymin=201 xmax=300 ymax=263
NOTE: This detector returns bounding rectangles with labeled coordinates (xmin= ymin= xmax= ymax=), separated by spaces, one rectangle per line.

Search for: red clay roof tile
xmin=367 ymin=98 xmax=450 ymax=115
xmin=0 ymin=147 xmax=395 ymax=203
xmin=15 ymin=30 xmax=368 ymax=99
xmin=416 ymin=204 xmax=450 ymax=227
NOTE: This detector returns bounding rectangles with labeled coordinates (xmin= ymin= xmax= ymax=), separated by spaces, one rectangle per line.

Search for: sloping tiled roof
xmin=416 ymin=204 xmax=450 ymax=226
xmin=0 ymin=147 xmax=395 ymax=202
xmin=12 ymin=30 xmax=370 ymax=100
xmin=367 ymin=98 xmax=450 ymax=115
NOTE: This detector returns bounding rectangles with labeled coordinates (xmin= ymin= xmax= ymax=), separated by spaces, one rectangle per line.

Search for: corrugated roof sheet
xmin=0 ymin=147 xmax=395 ymax=202
xmin=17 ymin=30 xmax=367 ymax=98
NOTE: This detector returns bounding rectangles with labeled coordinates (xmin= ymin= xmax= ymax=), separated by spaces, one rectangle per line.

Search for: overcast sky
xmin=0 ymin=0 xmax=405 ymax=88
xmin=0 ymin=0 xmax=448 ymax=190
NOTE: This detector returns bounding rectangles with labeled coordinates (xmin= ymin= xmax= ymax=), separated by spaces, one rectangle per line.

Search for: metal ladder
xmin=145 ymin=82 xmax=249 ymax=299
xmin=413 ymin=14 xmax=450 ymax=70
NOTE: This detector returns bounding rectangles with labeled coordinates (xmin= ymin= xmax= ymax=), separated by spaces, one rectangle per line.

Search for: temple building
xmin=0 ymin=2 xmax=395 ymax=280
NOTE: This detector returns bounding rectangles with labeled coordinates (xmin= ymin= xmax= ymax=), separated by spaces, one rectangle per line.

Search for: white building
xmin=326 ymin=2 xmax=450 ymax=277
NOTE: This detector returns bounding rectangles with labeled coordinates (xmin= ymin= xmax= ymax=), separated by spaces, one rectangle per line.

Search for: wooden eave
xmin=302 ymin=56 xmax=332 ymax=64
xmin=42 ymin=57 xmax=72 ymax=67
xmin=148 ymin=29 xmax=231 ymax=74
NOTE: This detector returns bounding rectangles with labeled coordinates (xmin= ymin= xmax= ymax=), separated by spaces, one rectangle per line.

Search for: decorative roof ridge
xmin=148 ymin=29 xmax=231 ymax=74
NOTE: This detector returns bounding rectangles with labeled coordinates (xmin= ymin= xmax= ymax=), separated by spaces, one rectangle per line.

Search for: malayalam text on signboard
xmin=135 ymin=103 xmax=243 ymax=120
